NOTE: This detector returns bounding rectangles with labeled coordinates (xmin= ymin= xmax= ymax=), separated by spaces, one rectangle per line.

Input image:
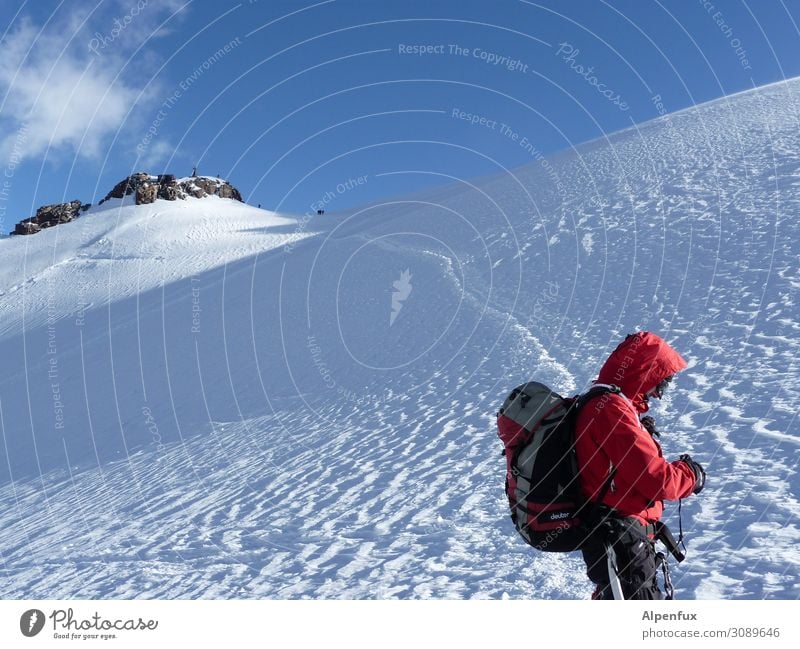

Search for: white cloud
xmin=138 ymin=139 xmax=177 ymax=169
xmin=0 ymin=3 xmax=187 ymax=163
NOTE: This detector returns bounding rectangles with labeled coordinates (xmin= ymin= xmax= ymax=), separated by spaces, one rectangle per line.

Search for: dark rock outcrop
xmin=158 ymin=184 xmax=180 ymax=201
xmin=13 ymin=200 xmax=83 ymax=235
xmin=217 ymin=182 xmax=243 ymax=201
xmin=14 ymin=220 xmax=41 ymax=235
xmin=36 ymin=200 xmax=82 ymax=227
xmin=103 ymin=172 xmax=152 ymax=201
xmin=135 ymin=183 xmax=158 ymax=205
xmin=99 ymin=172 xmax=244 ymax=205
xmin=11 ymin=171 xmax=245 ymax=236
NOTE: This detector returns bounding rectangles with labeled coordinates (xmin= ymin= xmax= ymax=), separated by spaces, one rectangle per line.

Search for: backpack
xmin=496 ymin=382 xmax=619 ymax=552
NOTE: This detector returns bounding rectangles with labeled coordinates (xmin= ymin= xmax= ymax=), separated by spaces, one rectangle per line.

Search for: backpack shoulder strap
xmin=574 ymin=383 xmax=622 ymax=409
xmin=571 ymin=384 xmax=623 ymax=515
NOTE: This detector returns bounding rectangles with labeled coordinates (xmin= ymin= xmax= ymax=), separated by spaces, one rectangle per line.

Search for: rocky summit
xmin=12 ymin=172 xmax=244 ymax=236
xmin=99 ymin=172 xmax=244 ymax=205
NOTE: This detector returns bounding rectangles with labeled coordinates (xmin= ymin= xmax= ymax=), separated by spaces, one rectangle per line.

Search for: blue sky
xmin=1 ymin=0 xmax=799 ymax=227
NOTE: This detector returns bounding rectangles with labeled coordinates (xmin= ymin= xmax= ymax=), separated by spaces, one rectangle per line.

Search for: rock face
xmin=14 ymin=220 xmax=41 ymax=235
xmin=12 ymin=171 xmax=245 ymax=235
xmin=13 ymin=200 xmax=84 ymax=235
xmin=135 ymin=183 xmax=158 ymax=205
xmin=98 ymin=172 xmax=244 ymax=206
xmin=104 ymin=172 xmax=152 ymax=201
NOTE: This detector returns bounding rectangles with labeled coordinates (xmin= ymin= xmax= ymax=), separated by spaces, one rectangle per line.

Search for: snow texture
xmin=0 ymin=79 xmax=798 ymax=599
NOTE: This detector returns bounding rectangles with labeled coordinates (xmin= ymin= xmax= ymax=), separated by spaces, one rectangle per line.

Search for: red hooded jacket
xmin=575 ymin=332 xmax=696 ymax=525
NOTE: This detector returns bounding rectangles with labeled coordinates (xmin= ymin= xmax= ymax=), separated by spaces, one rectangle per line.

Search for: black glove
xmin=640 ymin=415 xmax=660 ymax=438
xmin=679 ymin=454 xmax=706 ymax=494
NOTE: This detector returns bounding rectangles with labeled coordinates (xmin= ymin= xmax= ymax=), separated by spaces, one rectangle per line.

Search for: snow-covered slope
xmin=0 ymin=196 xmax=308 ymax=337
xmin=1 ymin=78 xmax=798 ymax=599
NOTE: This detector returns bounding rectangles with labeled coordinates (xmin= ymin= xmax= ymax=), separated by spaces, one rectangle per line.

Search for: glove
xmin=640 ymin=416 xmax=660 ymax=438
xmin=679 ymin=454 xmax=706 ymax=495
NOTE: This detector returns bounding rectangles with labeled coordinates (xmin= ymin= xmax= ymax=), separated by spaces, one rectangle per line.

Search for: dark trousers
xmin=581 ymin=518 xmax=663 ymax=600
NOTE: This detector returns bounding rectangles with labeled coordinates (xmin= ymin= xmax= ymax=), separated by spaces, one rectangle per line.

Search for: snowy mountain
xmin=0 ymin=78 xmax=798 ymax=599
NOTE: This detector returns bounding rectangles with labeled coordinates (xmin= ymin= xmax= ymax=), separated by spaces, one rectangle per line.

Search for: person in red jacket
xmin=575 ymin=331 xmax=706 ymax=599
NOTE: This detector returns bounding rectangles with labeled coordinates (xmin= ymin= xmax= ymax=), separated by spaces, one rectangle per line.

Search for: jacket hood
xmin=596 ymin=332 xmax=687 ymax=412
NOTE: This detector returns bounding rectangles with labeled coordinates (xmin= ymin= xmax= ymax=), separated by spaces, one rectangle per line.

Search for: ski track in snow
xmin=0 ymin=80 xmax=799 ymax=598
